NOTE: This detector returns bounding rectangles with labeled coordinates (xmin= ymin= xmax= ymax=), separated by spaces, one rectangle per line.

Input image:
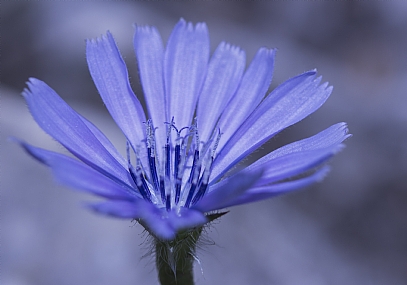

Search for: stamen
xmin=194 ymin=143 xmax=216 ymax=205
xmin=187 ymin=130 xmax=220 ymax=206
xmin=165 ymin=193 xmax=171 ymax=211
xmin=129 ymin=165 xmax=152 ymax=202
xmin=184 ymin=158 xmax=201 ymax=207
xmin=126 ymin=140 xmax=132 ymax=166
xmin=211 ymin=129 xmax=222 ymax=159
xmin=165 ymin=123 xmax=171 ymax=179
xmin=165 ymin=144 xmax=171 ymax=177
xmin=127 ymin=118 xmax=220 ymax=209
xmin=146 ymin=120 xmax=161 ymax=199
xmin=164 ymin=175 xmax=171 ymax=211
xmin=187 ymin=118 xmax=201 ymax=184
xmin=126 ymin=141 xmax=151 ymax=201
xmin=174 ymin=127 xmax=188 ymax=204
xmin=159 ymin=176 xmax=166 ymax=205
xmin=184 ymin=122 xmax=201 ymax=207
xmin=174 ymin=134 xmax=181 ymax=204
xmin=188 ymin=150 xmax=200 ymax=184
xmin=191 ymin=118 xmax=200 ymax=148
xmin=191 ymin=160 xmax=211 ymax=206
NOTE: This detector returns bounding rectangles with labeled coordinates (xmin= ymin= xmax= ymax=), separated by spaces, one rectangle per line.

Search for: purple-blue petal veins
xmin=19 ymin=19 xmax=350 ymax=240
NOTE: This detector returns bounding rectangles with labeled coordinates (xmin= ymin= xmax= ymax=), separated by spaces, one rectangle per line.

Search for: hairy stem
xmin=149 ymin=212 xmax=227 ymax=285
xmin=155 ymin=228 xmax=202 ymax=285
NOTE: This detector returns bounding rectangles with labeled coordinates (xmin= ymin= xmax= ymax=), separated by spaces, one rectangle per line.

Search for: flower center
xmin=127 ymin=118 xmax=221 ymax=211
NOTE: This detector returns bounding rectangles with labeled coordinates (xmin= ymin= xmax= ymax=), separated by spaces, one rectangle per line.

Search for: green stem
xmin=150 ymin=212 xmax=228 ymax=285
xmin=155 ymin=228 xmax=202 ymax=285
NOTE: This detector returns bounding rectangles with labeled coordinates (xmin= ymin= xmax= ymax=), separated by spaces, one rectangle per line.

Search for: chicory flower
xmin=18 ymin=19 xmax=350 ymax=242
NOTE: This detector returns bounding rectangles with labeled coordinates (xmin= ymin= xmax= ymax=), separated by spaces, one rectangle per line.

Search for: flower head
xmin=18 ymin=19 xmax=350 ymax=240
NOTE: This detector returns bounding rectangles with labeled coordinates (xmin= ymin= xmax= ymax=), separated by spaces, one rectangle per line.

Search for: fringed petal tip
xmin=86 ymin=30 xmax=114 ymax=45
xmin=173 ymin=18 xmax=208 ymax=32
xmin=218 ymin=41 xmax=244 ymax=56
xmin=340 ymin=122 xmax=352 ymax=140
xmin=22 ymin=78 xmax=44 ymax=98
xmin=174 ymin=17 xmax=208 ymax=33
xmin=134 ymin=24 xmax=157 ymax=35
xmin=257 ymin=47 xmax=277 ymax=59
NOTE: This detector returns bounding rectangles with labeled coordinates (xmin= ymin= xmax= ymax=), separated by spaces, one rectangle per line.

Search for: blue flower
xmin=18 ymin=19 xmax=350 ymax=240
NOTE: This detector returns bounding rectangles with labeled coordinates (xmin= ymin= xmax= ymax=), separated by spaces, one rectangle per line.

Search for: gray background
xmin=2 ymin=1 xmax=407 ymax=284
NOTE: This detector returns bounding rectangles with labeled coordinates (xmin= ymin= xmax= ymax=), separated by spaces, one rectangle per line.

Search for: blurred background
xmin=2 ymin=1 xmax=407 ymax=284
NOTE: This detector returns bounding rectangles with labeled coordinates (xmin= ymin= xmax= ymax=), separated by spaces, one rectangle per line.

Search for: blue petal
xmin=88 ymin=200 xmax=176 ymax=240
xmin=252 ymin=146 xmax=342 ymax=186
xmin=211 ymin=71 xmax=332 ymax=182
xmin=86 ymin=32 xmax=146 ymax=149
xmin=134 ymin=25 xmax=167 ymax=151
xmin=197 ymin=42 xmax=246 ymax=142
xmin=248 ymin=122 xmax=350 ymax=168
xmin=23 ymin=79 xmax=131 ymax=185
xmin=79 ymin=115 xmax=127 ymax=168
xmin=216 ymin=48 xmax=276 ymax=150
xmin=89 ymin=201 xmax=207 ymax=240
xmin=17 ymin=140 xmax=137 ymax=199
xmin=224 ymin=166 xmax=331 ymax=207
xmin=88 ymin=200 xmax=145 ymax=218
xmin=164 ymin=18 xmax=210 ymax=128
xmin=168 ymin=207 xmax=207 ymax=232
xmin=192 ymin=169 xmax=263 ymax=212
